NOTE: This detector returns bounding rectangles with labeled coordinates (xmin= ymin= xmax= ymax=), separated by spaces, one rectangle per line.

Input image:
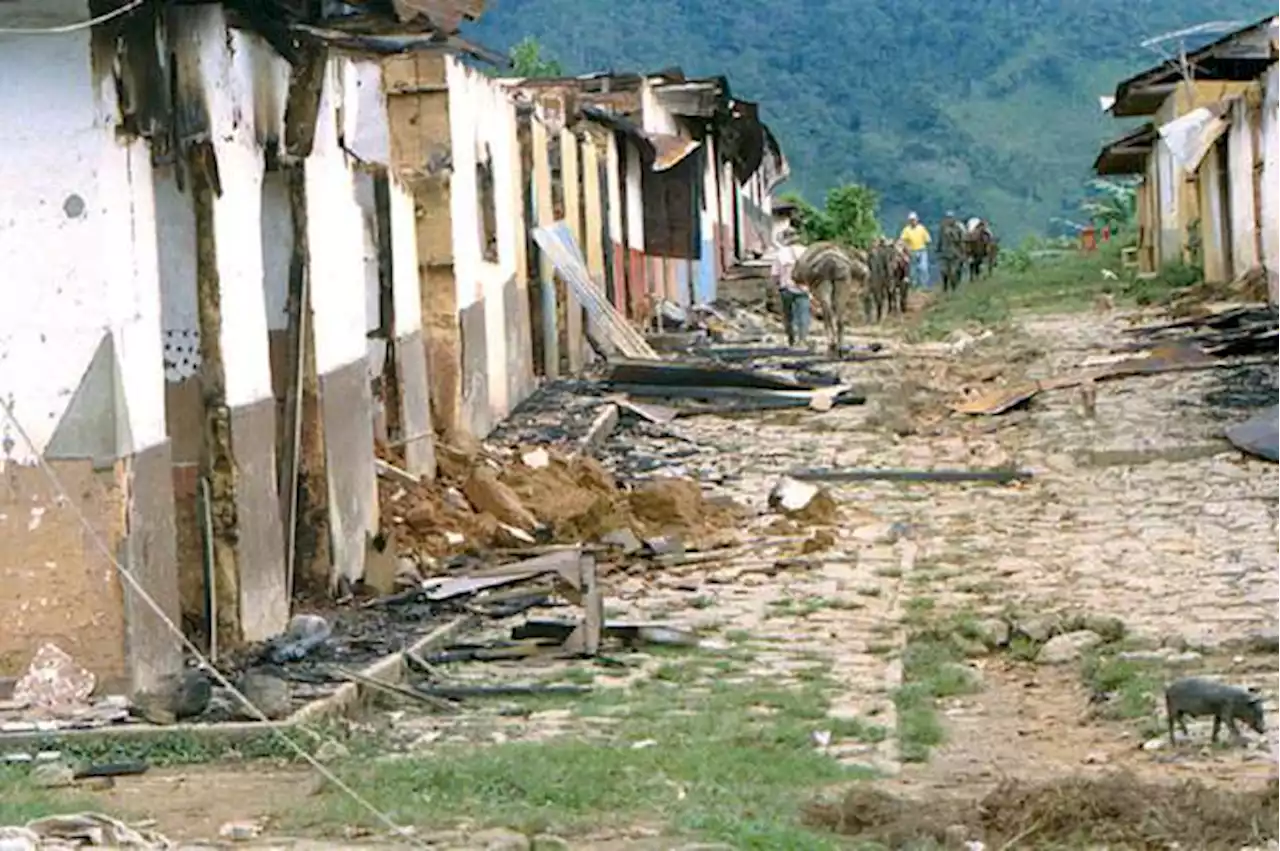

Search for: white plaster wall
xmin=701 ymin=135 xmax=718 ymax=242
xmin=1261 ymin=64 xmax=1279 ymax=301
xmin=445 ymin=56 xmax=520 ymax=422
xmin=1156 ymin=140 xmax=1181 ymax=263
xmin=167 ymin=5 xmax=287 ymax=407
xmin=353 ymin=171 xmax=385 ymax=380
xmin=625 ymin=142 xmax=644 ymax=251
xmin=1226 ymin=100 xmax=1258 ymax=275
xmin=640 ymin=80 xmax=679 ymax=135
xmin=155 ymin=165 xmax=200 ymax=382
xmin=719 ymin=159 xmax=736 ymax=235
xmin=0 ymin=18 xmax=166 ymax=461
xmin=388 ymin=176 xmax=423 ymax=336
xmin=211 ymin=142 xmax=275 ymax=408
xmin=345 ymin=61 xmax=390 ymax=166
xmin=307 ymin=57 xmax=371 ymax=376
xmin=260 ymin=170 xmax=293 ymax=332
xmin=607 ymin=133 xmax=624 ymax=243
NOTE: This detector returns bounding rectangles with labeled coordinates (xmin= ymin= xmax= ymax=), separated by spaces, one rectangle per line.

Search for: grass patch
xmin=1080 ymin=649 xmax=1167 ymax=726
xmin=907 ymin=241 xmax=1189 ymax=339
xmin=893 ymin=604 xmax=985 ymax=763
xmin=0 ymin=766 xmax=100 ymax=825
xmin=299 ymin=662 xmax=879 ymax=847
xmin=767 ymin=595 xmax=862 ymax=618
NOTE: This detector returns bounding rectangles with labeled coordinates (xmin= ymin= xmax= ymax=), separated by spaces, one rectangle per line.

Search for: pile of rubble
xmin=378 ymin=437 xmax=744 ymax=566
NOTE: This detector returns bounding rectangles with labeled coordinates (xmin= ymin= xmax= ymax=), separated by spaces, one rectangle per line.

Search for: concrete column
xmin=387 ymin=173 xmax=436 ymax=477
xmin=306 ymin=57 xmax=378 ymax=587
xmin=1261 ymin=65 xmax=1279 ymax=302
xmin=560 ymin=128 xmax=584 ymax=372
xmin=531 ymin=115 xmax=559 ymax=377
xmin=1226 ymin=97 xmax=1258 ymax=277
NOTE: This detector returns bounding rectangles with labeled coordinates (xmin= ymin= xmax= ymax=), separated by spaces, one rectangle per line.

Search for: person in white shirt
xmin=771 ymin=229 xmax=810 ymax=347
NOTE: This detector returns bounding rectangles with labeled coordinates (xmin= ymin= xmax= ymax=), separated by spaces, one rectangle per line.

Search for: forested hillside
xmin=470 ymin=1 xmax=1269 ymax=239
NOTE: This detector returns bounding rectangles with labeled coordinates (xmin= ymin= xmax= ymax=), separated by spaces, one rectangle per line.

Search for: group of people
xmin=769 ymin=211 xmax=945 ymax=347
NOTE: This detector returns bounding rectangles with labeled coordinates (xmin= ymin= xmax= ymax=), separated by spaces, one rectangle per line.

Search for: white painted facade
xmin=1155 ymin=139 xmax=1181 ymax=263
xmin=624 ymin=143 xmax=645 ymax=252
xmin=446 ymin=56 xmax=521 ymax=423
xmin=388 ymin=176 xmax=424 ymax=337
xmin=1227 ymin=97 xmax=1260 ymax=275
xmin=0 ymin=8 xmax=167 ymax=464
xmin=606 ymin=133 xmax=624 ymax=245
xmin=1261 ymin=64 xmax=1280 ymax=302
xmin=639 ymin=80 xmax=679 ymax=135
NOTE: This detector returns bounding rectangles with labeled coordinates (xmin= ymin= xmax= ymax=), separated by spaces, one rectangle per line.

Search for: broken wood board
xmin=612 ymin=383 xmax=866 ymax=406
xmin=789 ymin=467 xmax=1033 ymax=484
xmin=606 ymin=358 xmax=816 ymax=391
xmin=531 ymin=222 xmax=658 ymax=360
xmin=950 ymin=346 xmax=1276 ymax=415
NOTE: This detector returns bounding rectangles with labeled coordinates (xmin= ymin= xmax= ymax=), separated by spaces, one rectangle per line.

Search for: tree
xmin=782 ymin=183 xmax=881 ymax=250
xmin=510 ymin=36 xmax=563 ymax=78
xmin=1080 ymin=177 xmax=1139 ymax=233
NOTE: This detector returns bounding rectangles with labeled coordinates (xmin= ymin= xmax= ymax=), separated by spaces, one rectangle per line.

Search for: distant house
xmin=1095 ymin=15 xmax=1278 ymax=302
xmin=508 ymin=71 xmax=786 ymax=326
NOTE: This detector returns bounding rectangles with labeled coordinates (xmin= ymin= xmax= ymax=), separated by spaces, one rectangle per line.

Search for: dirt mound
xmin=804 ymin=773 xmax=1278 ymax=849
xmin=380 ymin=443 xmax=743 ymax=558
xmin=500 ymin=454 xmax=630 ymax=542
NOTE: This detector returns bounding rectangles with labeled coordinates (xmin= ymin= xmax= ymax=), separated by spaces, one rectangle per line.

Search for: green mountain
xmin=470 ymin=1 xmax=1269 ymax=240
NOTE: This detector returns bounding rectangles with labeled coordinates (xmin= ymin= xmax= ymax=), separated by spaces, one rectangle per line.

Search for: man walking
xmin=899 ymin=212 xmax=932 ymax=289
xmin=771 ymin=229 xmax=810 ymax=348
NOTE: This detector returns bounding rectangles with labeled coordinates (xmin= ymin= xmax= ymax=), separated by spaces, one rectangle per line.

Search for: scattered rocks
xmin=465 ymin=465 xmax=540 ymax=532
xmin=313 ymin=739 xmax=350 ymax=764
xmin=973 ymin=618 xmax=1011 ymax=649
xmin=28 ymin=761 xmax=74 ymax=789
xmin=530 ymin=835 xmax=571 ymax=851
xmin=1013 ymin=614 xmax=1061 ymax=645
xmin=1070 ymin=613 xmax=1126 ymax=643
xmin=130 ymin=669 xmax=212 ymax=725
xmin=217 ymin=820 xmax=263 ymax=841
xmin=1037 ymin=630 xmax=1103 ymax=665
xmin=235 ymin=671 xmax=292 ymax=720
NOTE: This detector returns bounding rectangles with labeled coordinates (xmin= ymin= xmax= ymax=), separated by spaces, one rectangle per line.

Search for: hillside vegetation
xmin=471 ymin=0 xmax=1269 ymax=239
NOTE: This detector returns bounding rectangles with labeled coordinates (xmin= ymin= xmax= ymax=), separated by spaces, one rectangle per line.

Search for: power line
xmin=0 ymin=399 xmax=428 ymax=849
xmin=0 ymin=0 xmax=147 ymax=35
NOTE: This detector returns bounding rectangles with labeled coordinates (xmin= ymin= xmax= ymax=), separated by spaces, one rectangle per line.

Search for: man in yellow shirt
xmin=899 ymin=212 xmax=932 ymax=289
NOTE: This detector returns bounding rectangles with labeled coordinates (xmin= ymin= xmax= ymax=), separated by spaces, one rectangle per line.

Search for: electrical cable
xmin=0 ymin=399 xmax=428 ymax=849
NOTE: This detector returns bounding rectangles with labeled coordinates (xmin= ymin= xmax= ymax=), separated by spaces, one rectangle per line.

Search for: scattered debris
xmin=0 ymin=813 xmax=172 ymax=849
xmin=804 ymin=773 xmax=1278 ymax=850
xmin=129 ymin=669 xmax=212 ymax=725
xmin=767 ymin=477 xmax=839 ymax=524
xmin=13 ymin=644 xmax=95 ymax=714
xmin=788 ymin=466 xmax=1032 ymax=485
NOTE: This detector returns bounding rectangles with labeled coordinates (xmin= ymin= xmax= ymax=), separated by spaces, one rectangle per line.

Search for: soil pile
xmin=379 ymin=442 xmax=743 ymax=560
xmin=804 ymin=772 xmax=1279 ymax=850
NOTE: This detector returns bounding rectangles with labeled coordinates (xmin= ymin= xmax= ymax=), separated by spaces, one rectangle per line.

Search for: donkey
xmin=793 ymin=241 xmax=870 ymax=356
